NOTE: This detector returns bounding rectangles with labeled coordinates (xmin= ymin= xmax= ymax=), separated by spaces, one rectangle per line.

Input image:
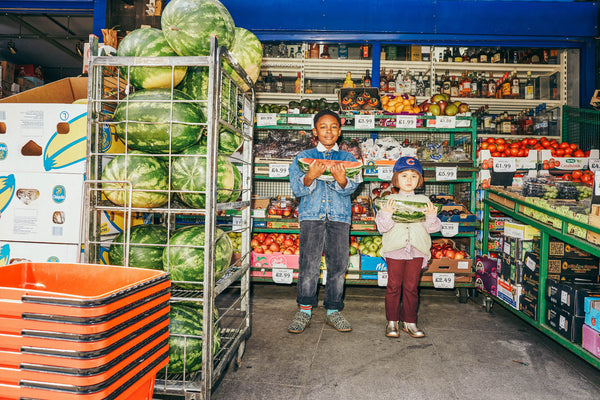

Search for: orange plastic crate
xmin=0 ymin=302 xmax=169 ymax=353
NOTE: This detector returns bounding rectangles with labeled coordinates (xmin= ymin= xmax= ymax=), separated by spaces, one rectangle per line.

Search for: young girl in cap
xmin=375 ymin=156 xmax=441 ymax=338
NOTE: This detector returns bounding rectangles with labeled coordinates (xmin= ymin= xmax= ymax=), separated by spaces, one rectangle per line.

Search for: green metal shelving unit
xmin=482 ymin=188 xmax=600 ymax=369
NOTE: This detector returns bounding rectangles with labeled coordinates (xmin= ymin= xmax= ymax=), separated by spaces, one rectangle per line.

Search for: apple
xmin=434 ymin=250 xmax=444 ymax=259
xmin=254 ymin=247 xmax=264 ymax=254
xmin=250 ymin=239 xmax=260 ymax=248
xmin=269 ymin=243 xmax=280 ymax=252
xmin=458 ymin=103 xmax=470 ymax=114
xmin=444 ymin=249 xmax=456 ymax=258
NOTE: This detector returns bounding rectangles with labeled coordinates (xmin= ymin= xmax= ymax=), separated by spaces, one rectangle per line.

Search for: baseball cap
xmin=393 ymin=156 xmax=423 ymax=176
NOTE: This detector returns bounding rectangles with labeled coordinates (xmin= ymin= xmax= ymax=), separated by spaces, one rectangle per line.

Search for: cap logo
xmin=406 ymin=158 xmax=416 ymax=166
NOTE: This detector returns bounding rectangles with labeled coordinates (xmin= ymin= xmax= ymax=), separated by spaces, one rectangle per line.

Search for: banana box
xmin=0 ymin=171 xmax=83 ymax=244
xmin=100 ymin=211 xmax=154 ymax=236
xmin=0 ymin=241 xmax=80 ymax=266
xmin=0 ymin=77 xmax=88 ymax=174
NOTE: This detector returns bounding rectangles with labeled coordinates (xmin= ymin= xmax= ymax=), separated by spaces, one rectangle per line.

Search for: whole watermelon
xmin=229 ymin=162 xmax=241 ymax=202
xmin=163 ymin=226 xmax=233 ymax=287
xmin=116 ymin=27 xmax=187 ymax=90
xmin=101 ymin=153 xmax=169 ymax=208
xmin=167 ymin=301 xmax=220 ymax=374
xmin=177 ymin=66 xmax=237 ymax=128
xmin=113 ymin=88 xmax=204 ymax=154
xmin=223 ymin=27 xmax=263 ymax=91
xmin=171 ymin=144 xmax=239 ymax=208
xmin=161 ymin=0 xmax=235 ymax=56
xmin=108 ymin=224 xmax=168 ymax=270
xmin=199 ymin=126 xmax=243 ymax=156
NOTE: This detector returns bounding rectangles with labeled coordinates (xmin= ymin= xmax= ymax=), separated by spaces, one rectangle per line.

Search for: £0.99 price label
xmin=435 ymin=166 xmax=457 ymax=181
xmin=378 ymin=166 xmax=393 ymax=181
xmin=269 ymin=163 xmax=289 ymax=178
xmin=256 ymin=113 xmax=277 ymax=126
xmin=432 ymin=273 xmax=455 ymax=289
xmin=396 ymin=115 xmax=417 ymax=129
xmin=493 ymin=158 xmax=516 ymax=172
xmin=435 ymin=116 xmax=456 ymax=129
xmin=354 ymin=114 xmax=375 ymax=129
xmin=272 ymin=268 xmax=293 ymax=284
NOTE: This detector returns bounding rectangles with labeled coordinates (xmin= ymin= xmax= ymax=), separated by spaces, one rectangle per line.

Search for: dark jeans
xmin=384 ymin=257 xmax=423 ymax=323
xmin=297 ymin=219 xmax=350 ymax=310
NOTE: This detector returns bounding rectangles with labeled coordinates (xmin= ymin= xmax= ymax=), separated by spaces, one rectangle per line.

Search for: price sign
xmin=269 ymin=163 xmax=289 ymax=178
xmin=432 ymin=273 xmax=455 ymax=289
xmin=272 ymin=268 xmax=293 ymax=284
xmin=525 ymin=256 xmax=536 ymax=271
xmin=378 ymin=166 xmax=394 ymax=181
xmin=435 ymin=116 xmax=456 ymax=129
xmin=493 ymin=158 xmax=516 ymax=172
xmin=321 ymin=269 xmax=327 ymax=285
xmin=243 ymin=97 xmax=252 ymax=121
xmin=589 ymin=159 xmax=600 ymax=172
xmin=436 ymin=166 xmax=457 ymax=181
xmin=396 ymin=115 xmax=417 ymax=129
xmin=232 ymin=216 xmax=242 ymax=232
xmin=441 ymin=222 xmax=459 ymax=237
xmin=355 ymin=114 xmax=375 ymax=129
xmin=256 ymin=113 xmax=277 ymax=126
xmin=595 ymin=174 xmax=600 ymax=196
xmin=377 ymin=271 xmax=388 ymax=287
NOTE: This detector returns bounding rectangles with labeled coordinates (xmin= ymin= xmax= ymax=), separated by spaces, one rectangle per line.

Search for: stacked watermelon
xmin=108 ymin=224 xmax=168 ymax=270
xmin=167 ymin=301 xmax=221 ymax=374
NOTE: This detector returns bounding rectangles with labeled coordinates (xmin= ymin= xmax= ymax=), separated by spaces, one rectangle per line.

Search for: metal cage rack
xmin=83 ymin=36 xmax=254 ymax=400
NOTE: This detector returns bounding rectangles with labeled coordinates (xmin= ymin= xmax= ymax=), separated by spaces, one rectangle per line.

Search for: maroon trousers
xmin=384 ymin=257 xmax=424 ymax=323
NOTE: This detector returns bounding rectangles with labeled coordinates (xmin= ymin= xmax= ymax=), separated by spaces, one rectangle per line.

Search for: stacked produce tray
xmin=83 ymin=35 xmax=253 ymax=399
xmin=0 ymin=262 xmax=169 ymax=400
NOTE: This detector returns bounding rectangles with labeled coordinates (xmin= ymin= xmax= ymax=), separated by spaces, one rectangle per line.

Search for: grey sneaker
xmin=288 ymin=311 xmax=311 ymax=334
xmin=326 ymin=311 xmax=352 ymax=332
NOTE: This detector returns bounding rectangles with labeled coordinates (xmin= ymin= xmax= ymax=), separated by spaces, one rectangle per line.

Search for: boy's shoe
xmin=402 ymin=322 xmax=425 ymax=338
xmin=326 ymin=311 xmax=352 ymax=332
xmin=288 ymin=311 xmax=311 ymax=334
xmin=385 ymin=321 xmax=400 ymax=338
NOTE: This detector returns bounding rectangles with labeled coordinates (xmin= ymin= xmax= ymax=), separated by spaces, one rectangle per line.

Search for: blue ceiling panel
xmin=0 ymin=1 xmax=95 ymax=14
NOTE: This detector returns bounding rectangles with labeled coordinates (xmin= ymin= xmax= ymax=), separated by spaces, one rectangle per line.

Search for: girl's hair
xmin=391 ymin=170 xmax=424 ymax=189
xmin=313 ymin=109 xmax=341 ymax=127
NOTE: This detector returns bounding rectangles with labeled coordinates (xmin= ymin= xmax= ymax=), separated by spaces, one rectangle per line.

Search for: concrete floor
xmin=208 ymin=283 xmax=600 ymax=400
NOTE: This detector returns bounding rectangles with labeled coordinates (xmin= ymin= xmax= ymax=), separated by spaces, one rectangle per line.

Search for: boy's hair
xmin=391 ymin=171 xmax=424 ymax=189
xmin=313 ymin=109 xmax=341 ymax=127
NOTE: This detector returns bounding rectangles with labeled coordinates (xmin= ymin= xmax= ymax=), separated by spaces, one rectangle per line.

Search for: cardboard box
xmin=497 ymin=277 xmax=523 ymax=310
xmin=251 ymin=251 xmax=299 ymax=270
xmin=0 ymin=241 xmax=80 ymax=266
xmin=0 ymin=171 xmax=84 ymax=244
xmin=546 ymin=279 xmax=600 ymax=316
xmin=360 ymin=255 xmax=386 ymax=280
xmin=100 ymin=211 xmax=154 ymax=236
xmin=438 ymin=204 xmax=476 ymax=223
xmin=547 ymin=256 xmax=599 ymax=281
xmin=15 ymin=77 xmax=34 ymax=92
xmin=409 ymin=45 xmax=422 ymax=61
xmin=584 ymin=297 xmax=600 ymax=333
xmin=546 ymin=303 xmax=585 ymax=344
xmin=536 ymin=237 xmax=594 ymax=258
xmin=1 ymin=61 xmax=15 ymax=83
xmin=587 ymin=204 xmax=600 ymax=245
xmin=503 ymin=221 xmax=540 ymax=240
xmin=520 ymin=294 xmax=538 ymax=320
xmin=582 ymin=324 xmax=600 ymax=358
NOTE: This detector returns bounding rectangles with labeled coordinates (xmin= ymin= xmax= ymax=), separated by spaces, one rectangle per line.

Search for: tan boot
xmin=402 ymin=322 xmax=425 ymax=338
xmin=385 ymin=321 xmax=400 ymax=338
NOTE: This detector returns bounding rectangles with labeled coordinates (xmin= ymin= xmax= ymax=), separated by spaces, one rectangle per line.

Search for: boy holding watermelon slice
xmin=375 ymin=156 xmax=441 ymax=338
xmin=287 ymin=110 xmax=362 ymax=334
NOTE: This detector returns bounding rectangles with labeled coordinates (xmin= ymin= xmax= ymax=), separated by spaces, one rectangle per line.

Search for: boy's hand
xmin=424 ymin=201 xmax=438 ymax=216
xmin=330 ymin=162 xmax=348 ymax=188
xmin=380 ymin=198 xmax=396 ymax=213
xmin=306 ymin=159 xmax=326 ymax=180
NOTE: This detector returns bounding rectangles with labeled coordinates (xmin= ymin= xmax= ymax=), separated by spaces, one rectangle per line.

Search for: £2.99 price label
xmin=272 ymin=268 xmax=293 ymax=284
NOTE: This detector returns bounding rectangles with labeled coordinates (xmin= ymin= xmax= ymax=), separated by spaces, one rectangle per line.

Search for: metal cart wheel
xmin=484 ymin=296 xmax=494 ymax=313
xmin=233 ymin=340 xmax=246 ymax=371
xmin=458 ymin=287 xmax=469 ymax=303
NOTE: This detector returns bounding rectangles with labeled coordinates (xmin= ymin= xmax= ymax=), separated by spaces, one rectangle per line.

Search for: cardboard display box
xmin=360 ymin=255 xmax=386 ymax=280
xmin=0 ymin=171 xmax=84 ymax=244
xmin=438 ymin=204 xmax=476 ymax=223
xmin=535 ymin=237 xmax=594 ymax=258
xmin=251 ymin=251 xmax=299 ymax=270
xmin=0 ymin=241 xmax=80 ymax=266
xmin=547 ymin=256 xmax=599 ymax=282
xmin=497 ymin=277 xmax=523 ymax=310
xmin=520 ymin=294 xmax=538 ymax=320
xmin=0 ymin=77 xmax=88 ymax=174
xmin=582 ymin=324 xmax=600 ymax=359
xmin=546 ymin=303 xmax=585 ymax=344
xmin=584 ymin=297 xmax=600 ymax=333
xmin=546 ymin=279 xmax=600 ymax=317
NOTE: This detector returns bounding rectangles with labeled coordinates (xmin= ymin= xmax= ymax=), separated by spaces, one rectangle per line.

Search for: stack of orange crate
xmin=0 ymin=262 xmax=170 ymax=400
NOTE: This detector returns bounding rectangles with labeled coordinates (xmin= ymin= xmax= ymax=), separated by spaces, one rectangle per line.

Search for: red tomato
xmin=570 ymin=143 xmax=578 ymax=150
xmin=562 ymin=173 xmax=572 ymax=181
xmin=574 ymin=150 xmax=585 ymax=157
xmin=491 ymin=151 xmax=501 ymax=157
xmin=497 ymin=144 xmax=506 ymax=153
xmin=496 ymin=138 xmax=505 ymax=144
xmin=488 ymin=144 xmax=497 ymax=153
xmin=556 ymin=148 xmax=565 ymax=157
xmin=510 ymin=148 xmax=519 ymax=156
xmin=564 ymin=147 xmax=573 ymax=155
xmin=527 ymin=138 xmax=538 ymax=146
xmin=559 ymin=142 xmax=570 ymax=149
xmin=486 ymin=137 xmax=496 ymax=144
xmin=572 ymin=170 xmax=583 ymax=179
xmin=480 ymin=142 xmax=489 ymax=150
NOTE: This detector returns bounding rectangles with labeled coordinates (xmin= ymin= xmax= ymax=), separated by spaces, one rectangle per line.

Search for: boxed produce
xmin=360 ymin=255 xmax=386 ymax=280
xmin=0 ymin=241 xmax=80 ymax=266
xmin=520 ymin=294 xmax=538 ymax=320
xmin=582 ymin=324 xmax=600 ymax=358
xmin=474 ymin=255 xmax=498 ymax=296
xmin=267 ymin=196 xmax=297 ymax=219
xmin=534 ymin=237 xmax=594 ymax=258
xmin=437 ymin=203 xmax=476 ymax=223
xmin=251 ymin=251 xmax=299 ymax=270
xmin=545 ymin=280 xmax=600 ymax=316
xmin=0 ymin=171 xmax=83 ymax=244
xmin=339 ymin=87 xmax=381 ymax=111
xmin=584 ymin=297 xmax=600 ymax=333
xmin=497 ymin=277 xmax=524 ymax=310
xmin=429 ymin=239 xmax=471 ymax=272
xmin=546 ymin=303 xmax=585 ymax=344
xmin=503 ymin=221 xmax=540 ymax=240
xmin=547 ymin=256 xmax=599 ymax=282
xmin=351 ymin=196 xmax=374 ymax=221
xmin=587 ymin=204 xmax=600 ymax=245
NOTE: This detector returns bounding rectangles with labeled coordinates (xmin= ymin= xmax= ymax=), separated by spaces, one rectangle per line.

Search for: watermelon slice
xmin=297 ymin=158 xmax=362 ymax=181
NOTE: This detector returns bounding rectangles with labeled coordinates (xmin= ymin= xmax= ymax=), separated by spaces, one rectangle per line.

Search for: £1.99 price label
xmin=493 ymin=158 xmax=516 ymax=172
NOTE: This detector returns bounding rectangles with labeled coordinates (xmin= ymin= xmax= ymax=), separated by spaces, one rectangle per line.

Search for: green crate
xmin=562 ymin=105 xmax=600 ymax=151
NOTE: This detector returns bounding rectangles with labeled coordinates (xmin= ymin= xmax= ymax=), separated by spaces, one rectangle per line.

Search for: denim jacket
xmin=289 ymin=145 xmax=362 ymax=224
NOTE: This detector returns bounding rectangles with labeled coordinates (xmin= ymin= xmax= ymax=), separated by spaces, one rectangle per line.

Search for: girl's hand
xmin=380 ymin=198 xmax=396 ymax=213
xmin=423 ymin=201 xmax=438 ymax=216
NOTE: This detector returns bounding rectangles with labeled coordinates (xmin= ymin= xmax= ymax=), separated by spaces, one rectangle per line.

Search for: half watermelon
xmin=297 ymin=158 xmax=362 ymax=181
xmin=372 ymin=196 xmax=438 ymax=223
